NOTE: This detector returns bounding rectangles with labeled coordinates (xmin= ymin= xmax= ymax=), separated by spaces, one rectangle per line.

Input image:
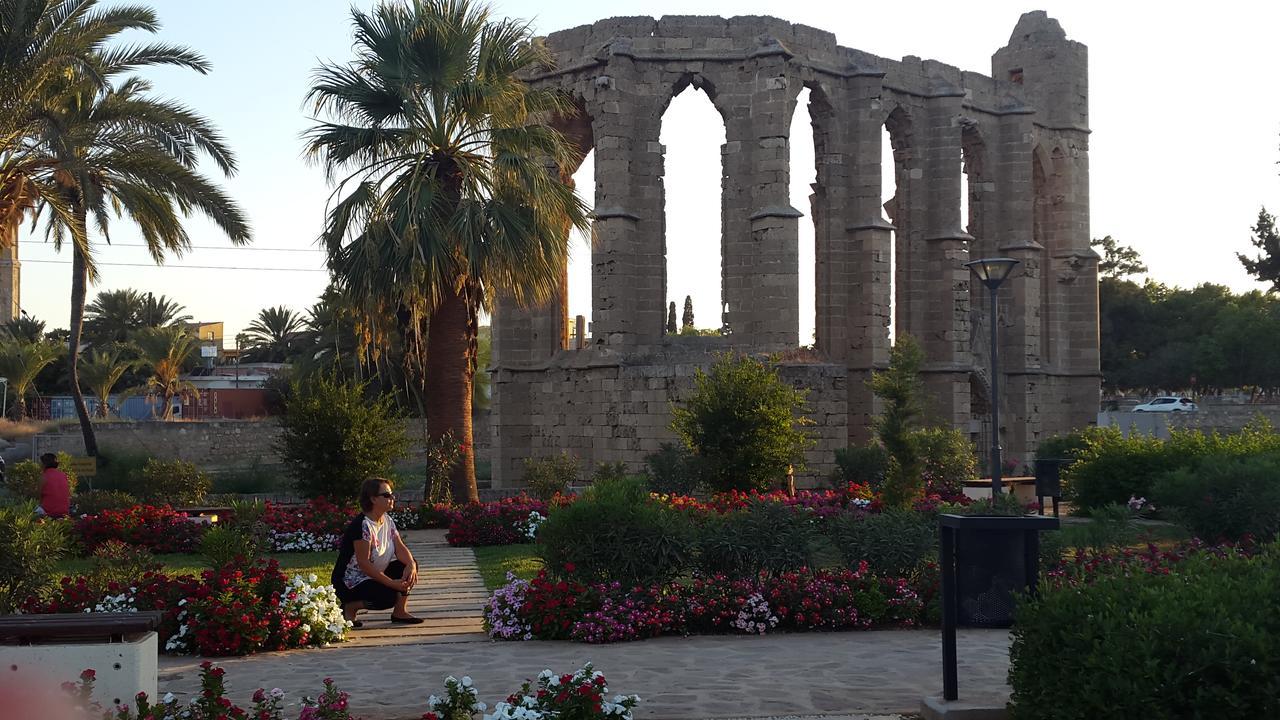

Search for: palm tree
xmin=243 ymin=305 xmax=304 ymax=362
xmin=139 ymin=292 xmax=192 ymax=328
xmin=84 ymin=288 xmax=143 ymax=344
xmin=77 ymin=344 xmax=136 ymax=418
xmin=132 ymin=325 xmax=198 ymax=420
xmin=19 ymin=3 xmax=249 ymax=453
xmin=2 ymin=314 xmax=45 ymax=343
xmin=305 ymin=0 xmax=589 ymax=502
xmin=0 ymin=338 xmax=59 ymax=420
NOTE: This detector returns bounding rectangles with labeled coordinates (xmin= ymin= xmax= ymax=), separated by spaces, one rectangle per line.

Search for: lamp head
xmin=965 ymin=257 xmax=1021 ymax=290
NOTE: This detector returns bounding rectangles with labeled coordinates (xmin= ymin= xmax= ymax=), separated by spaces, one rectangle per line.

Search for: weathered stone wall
xmin=1100 ymin=406 xmax=1280 ymax=440
xmin=492 ymin=12 xmax=1100 ymax=486
xmin=29 ymin=416 xmax=494 ymax=469
xmin=491 ymin=340 xmax=846 ymax=489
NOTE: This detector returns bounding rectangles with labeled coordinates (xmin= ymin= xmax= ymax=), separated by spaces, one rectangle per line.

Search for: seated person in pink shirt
xmin=37 ymin=453 xmax=71 ymax=519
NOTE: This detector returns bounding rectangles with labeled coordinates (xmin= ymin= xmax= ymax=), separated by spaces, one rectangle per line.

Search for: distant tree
xmin=1238 ymin=208 xmax=1280 ymax=292
xmin=78 ymin=345 xmax=138 ymax=418
xmin=682 ymin=295 xmax=695 ymax=328
xmin=666 ymin=301 xmax=677 ymax=334
xmin=2 ymin=316 xmax=45 ymax=344
xmin=133 ymin=326 xmax=199 ymax=420
xmin=243 ymin=306 xmax=305 ymax=362
xmin=140 ymin=294 xmax=193 ymax=329
xmin=1092 ymin=235 xmax=1148 ymax=278
xmin=85 ymin=289 xmax=191 ymax=345
xmin=870 ymin=336 xmax=926 ymax=508
xmin=0 ymin=340 xmax=60 ymax=420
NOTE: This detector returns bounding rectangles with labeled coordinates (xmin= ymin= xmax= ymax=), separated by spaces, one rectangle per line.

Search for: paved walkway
xmin=157 ymin=531 xmax=1012 ymax=719
xmin=339 ymin=529 xmax=489 ymax=646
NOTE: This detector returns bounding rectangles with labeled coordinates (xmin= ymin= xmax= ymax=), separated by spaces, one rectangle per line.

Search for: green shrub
xmin=916 ymin=427 xmax=978 ymax=497
xmin=210 ymin=458 xmax=284 ymax=495
xmin=828 ymin=509 xmax=936 ymax=577
xmin=88 ymin=540 xmax=161 ymax=590
xmin=1047 ymin=503 xmax=1137 ymax=553
xmin=643 ymin=442 xmax=699 ymax=495
xmin=4 ymin=451 xmax=77 ymax=499
xmin=92 ymin=450 xmax=152 ymax=493
xmin=199 ymin=525 xmax=263 ymax=568
xmin=136 ymin=458 xmax=210 ymax=505
xmin=521 ymin=452 xmax=579 ymax=501
xmin=536 ymin=476 xmax=695 ymax=586
xmin=1008 ymin=547 xmax=1280 ymax=719
xmin=0 ymin=501 xmax=70 ymax=612
xmin=1035 ymin=430 xmax=1090 ymax=462
xmin=671 ymin=353 xmax=814 ymax=493
xmin=1067 ymin=422 xmax=1280 ymax=511
xmin=1153 ymin=453 xmax=1280 ymax=541
xmin=831 ymin=444 xmax=887 ymax=488
xmin=696 ymin=502 xmax=814 ymax=576
xmin=591 ymin=461 xmax=630 ymax=485
xmin=72 ymin=489 xmax=138 ymax=515
xmin=277 ymin=374 xmax=410 ymax=499
xmin=870 ymin=337 xmax=925 ymax=508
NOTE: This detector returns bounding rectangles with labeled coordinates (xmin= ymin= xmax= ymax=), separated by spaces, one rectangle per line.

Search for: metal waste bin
xmin=1033 ymin=458 xmax=1070 ymax=517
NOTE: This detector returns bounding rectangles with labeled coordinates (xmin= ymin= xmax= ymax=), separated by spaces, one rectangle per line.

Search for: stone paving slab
xmin=158 ymin=630 xmax=1009 ymax=720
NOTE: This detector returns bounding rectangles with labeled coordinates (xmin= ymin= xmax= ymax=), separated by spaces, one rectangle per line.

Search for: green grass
xmin=55 ymin=552 xmax=337 ymax=580
xmin=473 ymin=544 xmax=543 ymax=590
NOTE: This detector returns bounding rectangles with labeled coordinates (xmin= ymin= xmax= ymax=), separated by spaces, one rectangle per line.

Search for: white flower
xmin=461 ymin=676 xmax=473 ymax=688
xmin=269 ymin=688 xmax=285 ymax=700
xmin=162 ymin=693 xmax=175 ymax=704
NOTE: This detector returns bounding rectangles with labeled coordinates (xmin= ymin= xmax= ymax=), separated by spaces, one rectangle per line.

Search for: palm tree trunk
xmin=425 ymin=285 xmax=478 ymax=503
xmin=69 ymin=242 xmax=98 ymax=456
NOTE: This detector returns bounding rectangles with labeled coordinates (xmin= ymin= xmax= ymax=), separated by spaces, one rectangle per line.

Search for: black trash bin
xmin=937 ymin=513 xmax=1058 ymax=700
xmin=1033 ymin=458 xmax=1070 ymax=517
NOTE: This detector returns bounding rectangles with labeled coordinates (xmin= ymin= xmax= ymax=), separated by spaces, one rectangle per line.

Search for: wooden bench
xmin=0 ymin=611 xmax=162 ymax=645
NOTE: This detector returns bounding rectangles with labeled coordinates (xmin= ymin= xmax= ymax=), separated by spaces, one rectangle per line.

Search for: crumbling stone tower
xmin=490 ymin=11 xmax=1099 ymax=488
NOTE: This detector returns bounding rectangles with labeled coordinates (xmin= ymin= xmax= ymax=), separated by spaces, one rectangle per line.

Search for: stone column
xmin=918 ymin=89 xmax=972 ymax=429
xmin=723 ymin=48 xmax=801 ymax=351
xmin=838 ymin=73 xmax=894 ymax=446
xmin=0 ymin=228 xmax=18 ymax=323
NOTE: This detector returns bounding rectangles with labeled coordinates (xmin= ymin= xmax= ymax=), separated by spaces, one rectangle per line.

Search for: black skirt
xmin=335 ymin=559 xmax=409 ymax=610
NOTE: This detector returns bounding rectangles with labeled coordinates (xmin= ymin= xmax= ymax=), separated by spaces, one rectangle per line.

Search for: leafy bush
xmin=1035 ymin=430 xmax=1090 ymax=462
xmin=200 ymin=525 xmax=264 ymax=568
xmin=92 ymin=450 xmax=151 ymax=493
xmin=445 ymin=496 xmax=548 ymax=546
xmin=831 ymin=444 xmax=887 ymax=488
xmin=210 ymin=459 xmax=284 ymax=495
xmin=915 ymin=427 xmax=977 ymax=498
xmin=277 ymin=373 xmax=409 ymax=499
xmin=1067 ymin=421 xmax=1280 ymax=510
xmin=1008 ymin=547 xmax=1280 ymax=719
xmin=71 ymin=489 xmax=137 ymax=515
xmin=4 ymin=451 xmax=77 ymax=499
xmin=522 ymin=452 xmax=579 ymax=502
xmin=87 ymin=540 xmax=162 ymax=591
xmin=0 ymin=502 xmax=70 ymax=612
xmin=1153 ymin=453 xmax=1280 ymax=541
xmin=591 ymin=461 xmax=629 ymax=484
xmin=697 ymin=501 xmax=814 ymax=576
xmin=643 ymin=442 xmax=699 ymax=495
xmin=671 ymin=353 xmax=814 ymax=493
xmin=135 ymin=458 xmax=210 ymax=505
xmin=827 ymin=509 xmax=936 ymax=577
xmin=537 ymin=476 xmax=695 ymax=586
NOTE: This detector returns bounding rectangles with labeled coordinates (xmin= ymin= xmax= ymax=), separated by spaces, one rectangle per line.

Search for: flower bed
xmin=24 ymin=560 xmax=348 ymax=657
xmin=74 ymin=505 xmax=206 ymax=553
xmin=445 ymin=495 xmax=553 ymax=546
xmin=262 ymin=497 xmax=355 ymax=552
xmin=484 ymin=564 xmax=925 ymax=644
xmin=60 ymin=661 xmax=639 ymax=720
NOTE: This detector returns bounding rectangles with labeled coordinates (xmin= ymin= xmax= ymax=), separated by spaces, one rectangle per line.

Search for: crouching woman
xmin=332 ymin=478 xmax=423 ymax=626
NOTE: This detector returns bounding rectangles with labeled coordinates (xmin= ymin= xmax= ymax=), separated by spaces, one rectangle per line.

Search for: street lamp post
xmin=0 ymin=376 xmax=8 ymax=419
xmin=965 ymin=257 xmax=1020 ymax=498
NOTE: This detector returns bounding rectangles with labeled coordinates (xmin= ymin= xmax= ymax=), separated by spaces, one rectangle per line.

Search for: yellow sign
xmin=67 ymin=456 xmax=97 ymax=477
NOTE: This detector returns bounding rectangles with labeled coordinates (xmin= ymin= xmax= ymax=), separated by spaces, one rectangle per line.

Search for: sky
xmin=16 ymin=0 xmax=1280 ymax=344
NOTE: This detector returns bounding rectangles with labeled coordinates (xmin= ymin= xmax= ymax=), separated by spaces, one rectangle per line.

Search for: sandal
xmin=350 ymin=620 xmax=364 ymax=628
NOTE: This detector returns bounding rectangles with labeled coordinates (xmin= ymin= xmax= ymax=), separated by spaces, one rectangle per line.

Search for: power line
xmin=21 ymin=256 xmax=325 ymax=270
xmin=22 ymin=242 xmax=323 ymax=252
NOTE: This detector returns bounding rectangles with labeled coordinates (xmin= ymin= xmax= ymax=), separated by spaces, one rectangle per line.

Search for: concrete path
xmin=158 ymin=629 xmax=1010 ymax=720
xmin=342 ymin=529 xmax=489 ymax=646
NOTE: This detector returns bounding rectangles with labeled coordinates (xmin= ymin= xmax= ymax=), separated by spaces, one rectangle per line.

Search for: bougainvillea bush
xmin=74 ymin=505 xmax=206 ymax=553
xmin=484 ymin=565 xmax=925 ymax=644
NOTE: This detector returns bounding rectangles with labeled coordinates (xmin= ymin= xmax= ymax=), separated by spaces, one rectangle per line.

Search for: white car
xmin=1132 ymin=396 xmax=1197 ymax=412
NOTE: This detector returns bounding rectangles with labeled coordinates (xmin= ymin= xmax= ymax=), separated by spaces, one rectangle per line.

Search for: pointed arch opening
xmin=661 ymin=78 xmax=725 ymax=337
xmin=883 ymin=106 xmax=914 ymax=343
xmin=790 ymin=86 xmax=818 ymax=348
xmin=567 ymin=148 xmax=595 ymax=347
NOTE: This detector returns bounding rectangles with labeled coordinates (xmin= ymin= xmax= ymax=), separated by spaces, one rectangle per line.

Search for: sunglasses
xmin=377 ymin=492 xmax=395 ymax=499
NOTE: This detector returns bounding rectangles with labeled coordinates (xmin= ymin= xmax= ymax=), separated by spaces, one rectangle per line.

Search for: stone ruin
xmin=489 ymin=11 xmax=1099 ymax=488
